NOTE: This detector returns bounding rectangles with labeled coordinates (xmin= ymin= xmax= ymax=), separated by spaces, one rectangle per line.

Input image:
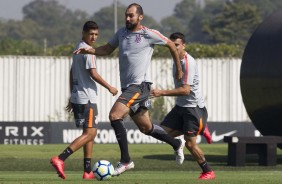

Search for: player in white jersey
xmin=50 ymin=21 xmax=118 ymax=180
xmin=151 ymin=32 xmax=216 ymax=180
xmin=74 ymin=3 xmax=185 ymax=176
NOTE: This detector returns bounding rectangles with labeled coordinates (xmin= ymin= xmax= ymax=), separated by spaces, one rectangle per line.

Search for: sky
xmin=0 ymin=0 xmax=182 ymax=22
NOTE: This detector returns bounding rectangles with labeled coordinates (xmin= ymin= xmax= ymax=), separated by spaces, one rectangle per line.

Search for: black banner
xmin=0 ymin=121 xmax=259 ymax=145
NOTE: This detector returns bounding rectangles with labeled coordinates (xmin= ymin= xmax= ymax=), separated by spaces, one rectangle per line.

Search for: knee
xmin=185 ymin=140 xmax=194 ymax=150
xmin=140 ymin=125 xmax=152 ymax=135
xmin=83 ymin=133 xmax=96 ymax=142
xmin=109 ymin=111 xmax=121 ymax=122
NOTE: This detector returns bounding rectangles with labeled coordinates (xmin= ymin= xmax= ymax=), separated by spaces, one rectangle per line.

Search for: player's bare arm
xmin=89 ymin=68 xmax=118 ymax=96
xmin=73 ymin=43 xmax=115 ymax=56
xmin=151 ymin=84 xmax=190 ymax=97
xmin=166 ymin=41 xmax=183 ymax=80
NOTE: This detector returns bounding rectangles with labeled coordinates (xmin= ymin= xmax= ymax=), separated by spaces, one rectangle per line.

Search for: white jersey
xmin=109 ymin=26 xmax=169 ymax=88
xmin=70 ymin=41 xmax=98 ymax=104
xmin=173 ymin=52 xmax=205 ymax=108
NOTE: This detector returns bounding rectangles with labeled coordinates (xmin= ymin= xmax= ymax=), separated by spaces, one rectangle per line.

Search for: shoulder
xmin=75 ymin=41 xmax=91 ymax=50
xmin=185 ymin=52 xmax=196 ymax=63
xmin=116 ymin=27 xmax=128 ymax=35
xmin=142 ymin=27 xmax=169 ymax=41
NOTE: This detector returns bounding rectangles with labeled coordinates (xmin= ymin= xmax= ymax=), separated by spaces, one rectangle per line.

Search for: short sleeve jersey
xmin=109 ymin=26 xmax=169 ymax=88
xmin=173 ymin=52 xmax=205 ymax=108
xmin=70 ymin=41 xmax=98 ymax=104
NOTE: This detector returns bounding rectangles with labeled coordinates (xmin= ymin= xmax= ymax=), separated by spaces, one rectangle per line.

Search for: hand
xmin=109 ymin=86 xmax=118 ymax=96
xmin=65 ymin=100 xmax=73 ymax=113
xmin=150 ymin=89 xmax=162 ymax=97
xmin=175 ymin=70 xmax=183 ymax=80
xmin=73 ymin=47 xmax=94 ymax=54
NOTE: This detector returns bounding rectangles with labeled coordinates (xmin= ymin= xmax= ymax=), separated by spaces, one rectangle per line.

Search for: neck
xmin=180 ymin=51 xmax=186 ymax=59
xmin=129 ymin=24 xmax=142 ymax=32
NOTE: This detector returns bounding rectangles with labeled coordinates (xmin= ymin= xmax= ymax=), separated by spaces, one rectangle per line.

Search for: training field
xmin=1 ymin=144 xmax=282 ymax=184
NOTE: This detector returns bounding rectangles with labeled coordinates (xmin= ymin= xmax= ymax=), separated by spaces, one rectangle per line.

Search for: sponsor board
xmin=0 ymin=122 xmax=49 ymax=145
xmin=0 ymin=121 xmax=260 ymax=145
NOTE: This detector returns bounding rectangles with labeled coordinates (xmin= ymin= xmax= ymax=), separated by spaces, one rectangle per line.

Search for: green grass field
xmin=0 ymin=144 xmax=282 ymax=184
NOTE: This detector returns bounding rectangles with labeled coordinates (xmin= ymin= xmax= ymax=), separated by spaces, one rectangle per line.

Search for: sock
xmin=58 ymin=147 xmax=73 ymax=161
xmin=84 ymin=158 xmax=92 ymax=173
xmin=147 ymin=124 xmax=180 ymax=151
xmin=199 ymin=161 xmax=212 ymax=173
xmin=111 ymin=120 xmax=131 ymax=163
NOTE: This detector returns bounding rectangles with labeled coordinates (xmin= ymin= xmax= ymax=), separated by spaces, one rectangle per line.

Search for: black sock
xmin=111 ymin=120 xmax=131 ymax=163
xmin=84 ymin=158 xmax=92 ymax=173
xmin=199 ymin=161 xmax=212 ymax=173
xmin=147 ymin=124 xmax=180 ymax=150
xmin=58 ymin=147 xmax=73 ymax=161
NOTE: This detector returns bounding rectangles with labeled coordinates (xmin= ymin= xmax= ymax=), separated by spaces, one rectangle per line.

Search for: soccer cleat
xmin=83 ymin=171 xmax=95 ymax=179
xmin=174 ymin=139 xmax=185 ymax=165
xmin=112 ymin=161 xmax=135 ymax=176
xmin=203 ymin=124 xmax=212 ymax=144
xmin=198 ymin=171 xmax=216 ymax=180
xmin=50 ymin=156 xmax=66 ymax=179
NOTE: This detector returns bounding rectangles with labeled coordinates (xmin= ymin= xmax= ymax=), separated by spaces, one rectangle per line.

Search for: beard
xmin=126 ymin=21 xmax=138 ymax=30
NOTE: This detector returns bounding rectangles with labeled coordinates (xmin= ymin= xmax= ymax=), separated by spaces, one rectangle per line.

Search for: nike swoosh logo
xmin=211 ymin=130 xmax=237 ymax=142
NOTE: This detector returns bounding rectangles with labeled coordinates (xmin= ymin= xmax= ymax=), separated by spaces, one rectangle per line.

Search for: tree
xmin=160 ymin=16 xmax=186 ymax=37
xmin=21 ymin=0 xmax=88 ymax=46
xmin=235 ymin=0 xmax=282 ymax=18
xmin=202 ymin=2 xmax=262 ymax=46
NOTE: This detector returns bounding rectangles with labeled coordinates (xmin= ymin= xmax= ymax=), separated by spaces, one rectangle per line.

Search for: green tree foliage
xmin=0 ymin=38 xmax=41 ymax=55
xmin=1 ymin=0 xmax=282 ymax=57
xmin=235 ymin=0 xmax=282 ymax=18
xmin=3 ymin=0 xmax=88 ymax=47
xmin=153 ymin=43 xmax=242 ymax=58
xmin=160 ymin=17 xmax=186 ymax=37
xmin=202 ymin=2 xmax=262 ymax=46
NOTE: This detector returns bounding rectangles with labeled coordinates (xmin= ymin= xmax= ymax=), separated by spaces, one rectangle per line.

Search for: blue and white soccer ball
xmin=93 ymin=160 xmax=114 ymax=181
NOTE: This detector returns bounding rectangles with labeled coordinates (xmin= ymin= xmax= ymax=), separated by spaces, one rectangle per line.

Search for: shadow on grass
xmin=143 ymin=154 xmax=282 ymax=166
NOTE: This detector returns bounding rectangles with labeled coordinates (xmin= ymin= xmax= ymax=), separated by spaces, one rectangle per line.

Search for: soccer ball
xmin=93 ymin=160 xmax=114 ymax=181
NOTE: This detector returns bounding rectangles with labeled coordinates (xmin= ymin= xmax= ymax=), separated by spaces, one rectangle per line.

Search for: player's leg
xmin=199 ymin=107 xmax=212 ymax=144
xmin=184 ymin=135 xmax=215 ymax=179
xmin=50 ymin=102 xmax=97 ymax=179
xmin=131 ymin=108 xmax=185 ymax=165
xmin=82 ymin=131 xmax=96 ymax=179
xmin=109 ymin=101 xmax=133 ymax=176
xmin=182 ymin=107 xmax=215 ymax=180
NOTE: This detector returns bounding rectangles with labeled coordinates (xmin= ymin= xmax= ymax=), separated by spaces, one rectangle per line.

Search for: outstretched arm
xmin=89 ymin=68 xmax=118 ymax=96
xmin=165 ymin=41 xmax=183 ymax=80
xmin=151 ymin=85 xmax=190 ymax=97
xmin=73 ymin=43 xmax=115 ymax=56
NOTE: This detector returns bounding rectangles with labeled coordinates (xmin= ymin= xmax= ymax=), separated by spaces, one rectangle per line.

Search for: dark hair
xmin=127 ymin=3 xmax=144 ymax=15
xmin=83 ymin=21 xmax=99 ymax=32
xmin=169 ymin=32 xmax=186 ymax=43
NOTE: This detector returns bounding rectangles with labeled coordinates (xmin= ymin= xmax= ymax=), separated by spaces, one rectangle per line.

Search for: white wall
xmin=0 ymin=56 xmax=250 ymax=122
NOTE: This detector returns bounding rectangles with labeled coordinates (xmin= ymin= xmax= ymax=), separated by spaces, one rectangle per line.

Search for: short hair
xmin=83 ymin=21 xmax=99 ymax=32
xmin=127 ymin=3 xmax=144 ymax=15
xmin=169 ymin=32 xmax=186 ymax=43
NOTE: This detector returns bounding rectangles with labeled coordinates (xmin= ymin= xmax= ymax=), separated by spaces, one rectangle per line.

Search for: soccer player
xmin=150 ymin=32 xmax=216 ymax=180
xmin=74 ymin=3 xmax=185 ymax=176
xmin=50 ymin=21 xmax=118 ymax=180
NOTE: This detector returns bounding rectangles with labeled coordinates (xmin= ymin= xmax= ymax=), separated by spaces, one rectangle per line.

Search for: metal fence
xmin=0 ymin=56 xmax=250 ymax=122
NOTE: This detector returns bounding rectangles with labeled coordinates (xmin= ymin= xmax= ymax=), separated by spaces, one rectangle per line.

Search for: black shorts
xmin=72 ymin=102 xmax=98 ymax=128
xmin=117 ymin=82 xmax=152 ymax=113
xmin=161 ymin=105 xmax=208 ymax=137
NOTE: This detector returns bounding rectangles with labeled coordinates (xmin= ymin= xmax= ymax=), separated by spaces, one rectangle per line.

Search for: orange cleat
xmin=203 ymin=124 xmax=212 ymax=144
xmin=50 ymin=156 xmax=66 ymax=179
xmin=198 ymin=171 xmax=216 ymax=180
xmin=83 ymin=171 xmax=95 ymax=179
